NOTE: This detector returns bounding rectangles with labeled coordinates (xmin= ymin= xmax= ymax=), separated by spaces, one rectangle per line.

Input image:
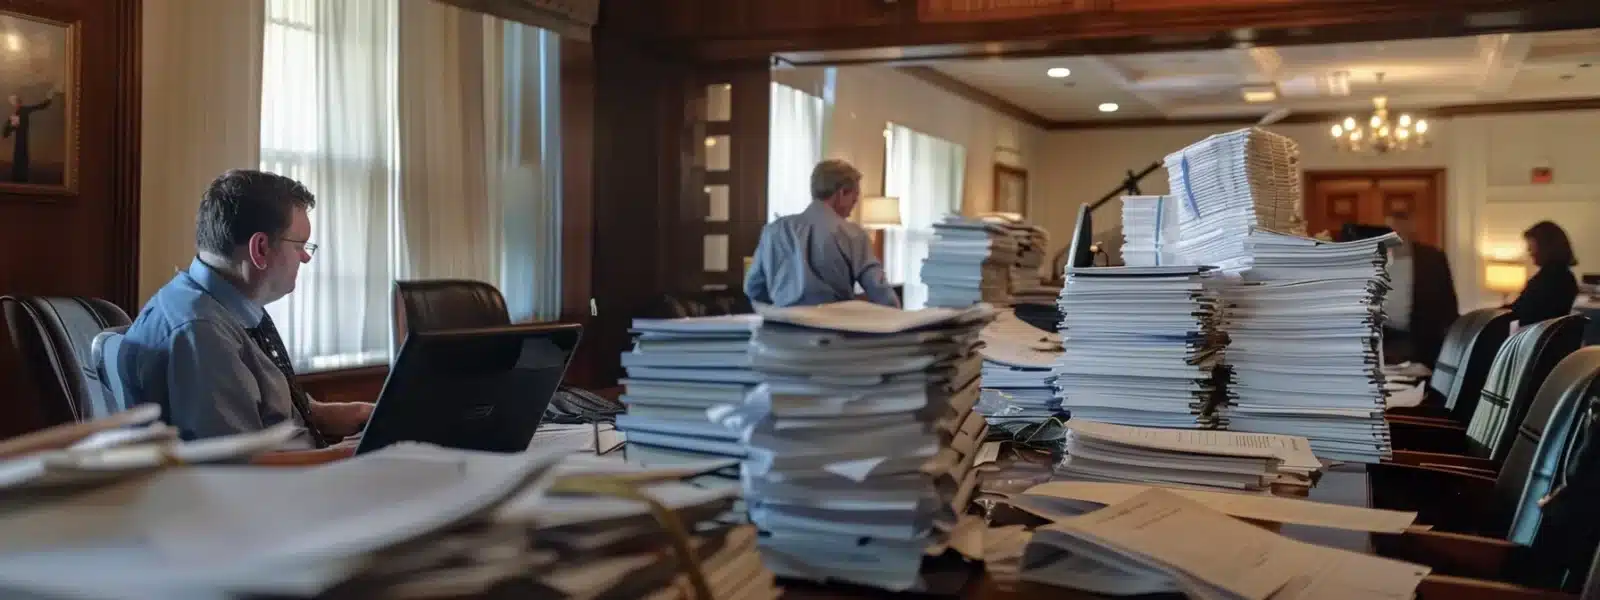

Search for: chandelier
xmin=1331 ymin=73 xmax=1429 ymax=153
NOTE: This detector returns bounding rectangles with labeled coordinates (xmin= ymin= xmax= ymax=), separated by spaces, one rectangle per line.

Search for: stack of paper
xmin=1052 ymin=265 xmax=1229 ymax=429
xmin=726 ymin=301 xmax=993 ymax=591
xmin=977 ymin=310 xmax=1063 ymax=438
xmin=1163 ymin=128 xmax=1304 ymax=273
xmin=1018 ymin=487 xmax=1428 ymax=598
xmin=617 ymin=314 xmax=759 ymax=466
xmin=1119 ymin=195 xmax=1181 ymax=267
xmin=921 ymin=216 xmax=1015 ymax=308
xmin=1224 ymin=230 xmax=1401 ymax=463
xmin=1056 ymin=420 xmax=1321 ymax=491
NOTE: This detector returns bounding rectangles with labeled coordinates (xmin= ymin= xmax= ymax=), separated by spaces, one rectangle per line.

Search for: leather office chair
xmin=392 ymin=279 xmax=510 ymax=345
xmin=1372 ymin=346 xmax=1600 ymax=538
xmin=1390 ymin=307 xmax=1514 ymax=423
xmin=1390 ymin=314 xmax=1587 ymax=461
xmin=0 ymin=296 xmax=132 ymax=427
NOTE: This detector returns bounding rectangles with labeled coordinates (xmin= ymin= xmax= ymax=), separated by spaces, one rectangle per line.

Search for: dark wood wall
xmin=0 ymin=0 xmax=140 ymax=438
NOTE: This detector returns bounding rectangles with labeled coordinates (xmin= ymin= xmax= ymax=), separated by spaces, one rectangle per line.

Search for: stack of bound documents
xmin=1017 ymin=487 xmax=1428 ymax=599
xmin=1163 ymin=127 xmax=1304 ymax=273
xmin=726 ymin=301 xmax=993 ymax=591
xmin=921 ymin=216 xmax=1017 ymax=308
xmin=618 ymin=314 xmax=759 ymax=469
xmin=0 ymin=446 xmax=780 ymax=600
xmin=1052 ymin=265 xmax=1229 ymax=429
xmin=1119 ymin=195 xmax=1180 ymax=267
xmin=1056 ymin=420 xmax=1321 ymax=491
xmin=1224 ymin=230 xmax=1401 ymax=463
xmin=977 ymin=310 xmax=1063 ymax=439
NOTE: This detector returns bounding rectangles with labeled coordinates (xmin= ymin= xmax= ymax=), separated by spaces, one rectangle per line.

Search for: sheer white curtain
xmin=261 ymin=0 xmax=398 ymax=371
xmin=884 ymin=123 xmax=966 ymax=310
xmin=766 ymin=82 xmax=824 ymax=220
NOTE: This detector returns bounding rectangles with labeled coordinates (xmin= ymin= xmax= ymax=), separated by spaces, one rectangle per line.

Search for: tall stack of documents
xmin=619 ymin=315 xmax=758 ymax=470
xmin=977 ymin=310 xmax=1063 ymax=438
xmin=1163 ymin=128 xmax=1304 ymax=273
xmin=921 ymin=216 xmax=1018 ymax=308
xmin=728 ymin=301 xmax=993 ymax=591
xmin=1224 ymin=230 xmax=1401 ymax=463
xmin=1052 ymin=265 xmax=1228 ymax=429
xmin=1055 ymin=420 xmax=1320 ymax=491
xmin=0 ymin=446 xmax=782 ymax=600
xmin=1119 ymin=195 xmax=1180 ymax=267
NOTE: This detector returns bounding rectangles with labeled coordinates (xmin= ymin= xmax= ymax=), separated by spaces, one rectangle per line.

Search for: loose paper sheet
xmin=1066 ymin=420 xmax=1321 ymax=471
xmin=1022 ymin=480 xmax=1416 ymax=533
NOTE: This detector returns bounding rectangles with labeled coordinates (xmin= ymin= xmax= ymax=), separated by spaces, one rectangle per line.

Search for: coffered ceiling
xmin=929 ymin=28 xmax=1600 ymax=125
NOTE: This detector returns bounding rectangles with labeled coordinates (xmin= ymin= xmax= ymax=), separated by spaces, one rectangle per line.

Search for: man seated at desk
xmin=744 ymin=159 xmax=900 ymax=308
xmin=120 ymin=169 xmax=372 ymax=465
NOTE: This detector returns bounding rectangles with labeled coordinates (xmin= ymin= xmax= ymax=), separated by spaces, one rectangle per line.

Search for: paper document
xmin=1022 ymin=480 xmax=1416 ymax=533
xmin=1384 ymin=384 xmax=1427 ymax=409
xmin=1067 ymin=420 xmax=1321 ymax=471
xmin=1043 ymin=489 xmax=1428 ymax=600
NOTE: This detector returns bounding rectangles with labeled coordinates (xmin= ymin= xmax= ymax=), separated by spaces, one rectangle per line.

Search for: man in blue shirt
xmin=120 ymin=169 xmax=372 ymax=464
xmin=744 ymin=159 xmax=900 ymax=308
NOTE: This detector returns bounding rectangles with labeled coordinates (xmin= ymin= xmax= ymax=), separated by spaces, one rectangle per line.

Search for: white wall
xmin=776 ymin=66 xmax=1045 ymax=216
xmin=1031 ymin=109 xmax=1600 ymax=308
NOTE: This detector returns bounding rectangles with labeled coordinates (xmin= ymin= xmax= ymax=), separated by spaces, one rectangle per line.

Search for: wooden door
xmin=1304 ymin=170 xmax=1444 ymax=248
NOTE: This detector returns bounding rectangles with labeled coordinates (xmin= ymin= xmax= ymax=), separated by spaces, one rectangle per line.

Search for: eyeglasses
xmin=281 ymin=236 xmax=318 ymax=257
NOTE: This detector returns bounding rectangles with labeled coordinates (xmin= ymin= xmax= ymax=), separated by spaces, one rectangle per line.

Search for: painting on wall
xmin=0 ymin=9 xmax=76 ymax=194
xmin=994 ymin=163 xmax=1028 ymax=217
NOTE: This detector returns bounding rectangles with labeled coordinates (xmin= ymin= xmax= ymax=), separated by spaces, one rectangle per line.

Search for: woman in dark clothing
xmin=1508 ymin=221 xmax=1579 ymax=325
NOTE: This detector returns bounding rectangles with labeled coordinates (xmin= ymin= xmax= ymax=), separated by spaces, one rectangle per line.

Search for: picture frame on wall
xmin=0 ymin=8 xmax=78 ymax=196
xmin=993 ymin=163 xmax=1028 ymax=217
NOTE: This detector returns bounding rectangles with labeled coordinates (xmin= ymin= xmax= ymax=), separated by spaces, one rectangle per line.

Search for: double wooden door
xmin=1304 ymin=170 xmax=1444 ymax=248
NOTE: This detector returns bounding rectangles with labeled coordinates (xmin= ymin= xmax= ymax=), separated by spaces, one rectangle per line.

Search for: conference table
xmin=779 ymin=464 xmax=1375 ymax=599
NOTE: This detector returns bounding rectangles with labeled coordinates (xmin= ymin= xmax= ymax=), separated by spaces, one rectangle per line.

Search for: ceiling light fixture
xmin=1046 ymin=67 xmax=1071 ymax=78
xmin=1098 ymin=102 xmax=1119 ymax=113
xmin=1331 ymin=74 xmax=1428 ymax=154
xmin=1241 ymin=85 xmax=1278 ymax=103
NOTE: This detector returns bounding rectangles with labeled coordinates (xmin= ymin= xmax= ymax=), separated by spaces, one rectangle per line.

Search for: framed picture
xmin=0 ymin=8 xmax=77 ymax=195
xmin=993 ymin=163 xmax=1028 ymax=217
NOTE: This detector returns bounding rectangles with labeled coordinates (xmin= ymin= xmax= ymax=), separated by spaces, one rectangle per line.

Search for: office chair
xmin=1390 ymin=307 xmax=1514 ymax=423
xmin=0 ymin=295 xmax=131 ymax=427
xmin=392 ymin=279 xmax=510 ymax=345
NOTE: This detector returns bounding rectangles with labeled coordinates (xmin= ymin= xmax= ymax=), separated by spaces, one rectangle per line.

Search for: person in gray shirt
xmin=119 ymin=170 xmax=372 ymax=465
xmin=744 ymin=159 xmax=900 ymax=308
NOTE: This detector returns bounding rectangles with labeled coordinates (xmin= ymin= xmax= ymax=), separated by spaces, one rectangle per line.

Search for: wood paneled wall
xmin=0 ymin=0 xmax=141 ymax=438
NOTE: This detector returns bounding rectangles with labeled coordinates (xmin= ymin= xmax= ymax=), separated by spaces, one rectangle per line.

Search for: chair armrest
xmin=1389 ymin=420 xmax=1470 ymax=455
xmin=1388 ymin=414 xmax=1464 ymax=427
xmin=1374 ymin=529 xmax=1520 ymax=579
xmin=1370 ymin=462 xmax=1498 ymax=534
xmin=1388 ymin=404 xmax=1452 ymax=420
xmin=1388 ymin=450 xmax=1498 ymax=473
xmin=1415 ymin=574 xmax=1573 ymax=600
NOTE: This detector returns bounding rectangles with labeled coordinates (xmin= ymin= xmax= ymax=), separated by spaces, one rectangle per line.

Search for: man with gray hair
xmin=744 ymin=159 xmax=900 ymax=308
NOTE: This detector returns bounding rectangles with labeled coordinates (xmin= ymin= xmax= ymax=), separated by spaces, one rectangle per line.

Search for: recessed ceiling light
xmin=1098 ymin=102 xmax=1120 ymax=113
xmin=1046 ymin=67 xmax=1071 ymax=78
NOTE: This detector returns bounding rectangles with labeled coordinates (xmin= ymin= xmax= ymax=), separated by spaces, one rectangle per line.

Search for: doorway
xmin=1304 ymin=169 xmax=1446 ymax=248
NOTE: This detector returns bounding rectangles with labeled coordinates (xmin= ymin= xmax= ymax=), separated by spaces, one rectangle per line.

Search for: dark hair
xmin=195 ymin=169 xmax=316 ymax=256
xmin=1524 ymin=220 xmax=1576 ymax=268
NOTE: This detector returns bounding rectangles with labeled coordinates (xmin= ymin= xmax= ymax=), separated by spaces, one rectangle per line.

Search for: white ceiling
xmin=931 ymin=29 xmax=1600 ymax=122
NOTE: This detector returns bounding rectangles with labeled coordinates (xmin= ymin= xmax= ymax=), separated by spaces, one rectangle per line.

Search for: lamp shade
xmin=1484 ymin=261 xmax=1529 ymax=294
xmin=859 ymin=196 xmax=902 ymax=228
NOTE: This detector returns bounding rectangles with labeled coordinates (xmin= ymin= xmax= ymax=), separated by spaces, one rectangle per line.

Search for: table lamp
xmin=1484 ymin=260 xmax=1528 ymax=303
xmin=858 ymin=196 xmax=901 ymax=261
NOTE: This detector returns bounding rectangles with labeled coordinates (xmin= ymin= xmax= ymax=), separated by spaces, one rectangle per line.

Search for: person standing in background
xmin=1382 ymin=212 xmax=1459 ymax=367
xmin=1508 ymin=221 xmax=1579 ymax=326
xmin=744 ymin=159 xmax=900 ymax=308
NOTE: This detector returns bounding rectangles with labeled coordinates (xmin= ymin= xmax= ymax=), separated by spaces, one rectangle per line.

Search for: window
xmin=766 ymin=82 xmax=825 ymax=221
xmin=260 ymin=0 xmax=561 ymax=371
xmin=884 ymin=123 xmax=966 ymax=310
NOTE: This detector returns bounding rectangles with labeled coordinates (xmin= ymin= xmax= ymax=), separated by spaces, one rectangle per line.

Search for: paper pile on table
xmin=976 ymin=310 xmax=1063 ymax=442
xmin=617 ymin=314 xmax=758 ymax=466
xmin=1224 ymin=230 xmax=1401 ymax=463
xmin=725 ymin=300 xmax=993 ymax=591
xmin=1055 ymin=420 xmax=1321 ymax=491
xmin=921 ymin=216 xmax=1017 ymax=308
xmin=1163 ymin=128 xmax=1304 ymax=273
xmin=1119 ymin=195 xmax=1181 ymax=267
xmin=1052 ymin=265 xmax=1229 ymax=429
xmin=0 ymin=446 xmax=780 ymax=600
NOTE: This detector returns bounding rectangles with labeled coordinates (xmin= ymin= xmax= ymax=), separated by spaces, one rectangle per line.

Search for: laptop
xmin=355 ymin=322 xmax=583 ymax=455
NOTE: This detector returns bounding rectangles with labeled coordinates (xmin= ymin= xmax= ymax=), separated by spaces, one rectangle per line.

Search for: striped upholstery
xmin=1430 ymin=308 xmax=1514 ymax=422
xmin=1464 ymin=314 xmax=1588 ymax=461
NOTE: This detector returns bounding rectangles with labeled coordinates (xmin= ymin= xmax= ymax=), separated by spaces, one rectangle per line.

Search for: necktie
xmin=245 ymin=314 xmax=329 ymax=449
